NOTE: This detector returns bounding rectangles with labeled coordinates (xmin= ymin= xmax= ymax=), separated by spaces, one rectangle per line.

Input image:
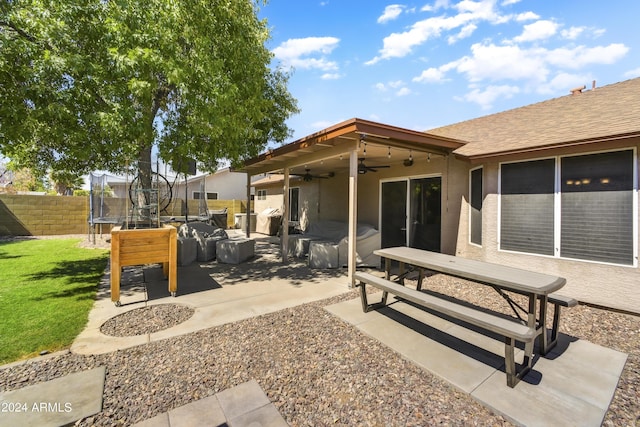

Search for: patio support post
xmin=347 ymin=149 xmax=358 ymax=287
xmin=246 ymin=173 xmax=251 ymax=237
xmin=282 ymin=167 xmax=290 ymax=263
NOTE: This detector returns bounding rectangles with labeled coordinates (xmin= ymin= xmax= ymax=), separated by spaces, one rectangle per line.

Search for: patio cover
xmin=239 ymin=118 xmax=465 ymax=285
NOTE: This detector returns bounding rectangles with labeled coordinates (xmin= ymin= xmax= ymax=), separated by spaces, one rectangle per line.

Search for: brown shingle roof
xmin=426 ymin=78 xmax=640 ymax=159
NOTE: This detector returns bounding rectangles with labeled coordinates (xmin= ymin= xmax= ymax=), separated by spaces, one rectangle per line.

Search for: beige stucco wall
xmin=455 ymin=142 xmax=640 ymax=315
xmin=254 ymin=179 xmax=320 ymax=230
xmin=313 ymin=154 xmax=467 ymax=254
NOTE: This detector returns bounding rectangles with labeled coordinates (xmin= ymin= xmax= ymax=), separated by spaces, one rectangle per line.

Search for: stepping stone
xmin=0 ymin=366 xmax=105 ymax=427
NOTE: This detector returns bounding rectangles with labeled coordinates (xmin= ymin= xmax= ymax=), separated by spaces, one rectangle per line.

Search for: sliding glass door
xmin=381 ymin=176 xmax=442 ymax=251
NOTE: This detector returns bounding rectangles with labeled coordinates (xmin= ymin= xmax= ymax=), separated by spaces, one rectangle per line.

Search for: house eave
xmin=459 ymin=132 xmax=640 ymax=163
xmin=241 ymin=118 xmax=466 ymax=176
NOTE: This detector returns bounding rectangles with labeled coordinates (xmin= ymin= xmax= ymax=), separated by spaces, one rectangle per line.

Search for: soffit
xmin=241 ymin=118 xmax=465 ymax=177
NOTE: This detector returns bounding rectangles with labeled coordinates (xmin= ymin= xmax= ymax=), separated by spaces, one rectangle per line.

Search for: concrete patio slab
xmin=72 ymin=235 xmax=350 ymax=356
xmin=325 ymin=296 xmax=627 ymax=427
xmin=167 ymin=395 xmax=226 ymax=427
xmin=0 ymin=367 xmax=105 ymax=427
xmin=131 ymin=380 xmax=287 ymax=427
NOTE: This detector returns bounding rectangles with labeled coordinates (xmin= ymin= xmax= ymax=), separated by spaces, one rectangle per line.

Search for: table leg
xmin=399 ymin=262 xmax=405 ymax=285
xmin=538 ymin=295 xmax=549 ymax=355
xmin=384 ymin=257 xmax=391 ymax=280
xmin=523 ymin=293 xmax=536 ymax=368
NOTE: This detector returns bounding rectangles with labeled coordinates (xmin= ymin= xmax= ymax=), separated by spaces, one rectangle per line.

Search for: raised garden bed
xmin=110 ymin=224 xmax=177 ymax=306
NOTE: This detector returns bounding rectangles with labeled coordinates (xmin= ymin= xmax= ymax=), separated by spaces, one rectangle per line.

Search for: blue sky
xmin=258 ymin=0 xmax=640 ymax=143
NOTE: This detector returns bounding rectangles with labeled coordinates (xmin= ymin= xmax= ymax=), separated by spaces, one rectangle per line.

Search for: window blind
xmin=500 ymin=159 xmax=555 ymax=256
xmin=560 ymin=150 xmax=634 ymax=265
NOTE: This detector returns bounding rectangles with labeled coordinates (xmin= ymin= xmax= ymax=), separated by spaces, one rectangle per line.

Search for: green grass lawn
xmin=0 ymin=238 xmax=109 ymax=364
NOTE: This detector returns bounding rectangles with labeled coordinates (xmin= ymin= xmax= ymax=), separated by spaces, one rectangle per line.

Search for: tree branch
xmin=0 ymin=20 xmax=52 ymax=50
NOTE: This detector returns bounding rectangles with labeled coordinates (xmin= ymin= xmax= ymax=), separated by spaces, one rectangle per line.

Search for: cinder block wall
xmin=0 ymin=195 xmax=252 ymax=236
xmin=0 ymin=195 xmax=89 ymax=236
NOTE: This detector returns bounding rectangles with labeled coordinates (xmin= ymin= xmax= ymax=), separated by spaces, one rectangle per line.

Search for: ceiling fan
xmin=295 ymin=168 xmax=334 ymax=182
xmin=358 ymin=158 xmax=390 ymax=174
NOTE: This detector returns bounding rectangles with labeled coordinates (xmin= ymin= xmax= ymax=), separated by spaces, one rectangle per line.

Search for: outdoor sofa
xmin=178 ymin=221 xmax=229 ymax=263
xmin=287 ymin=220 xmax=381 ymax=268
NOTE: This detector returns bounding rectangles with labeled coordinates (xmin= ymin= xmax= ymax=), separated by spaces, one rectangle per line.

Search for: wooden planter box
xmin=110 ymin=224 xmax=177 ymax=306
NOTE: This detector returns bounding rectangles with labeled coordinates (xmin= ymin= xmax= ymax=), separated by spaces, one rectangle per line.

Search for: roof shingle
xmin=426 ymin=78 xmax=640 ymax=158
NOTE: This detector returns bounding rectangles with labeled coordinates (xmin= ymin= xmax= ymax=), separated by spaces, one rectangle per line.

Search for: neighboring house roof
xmin=428 ymin=78 xmax=640 ymax=159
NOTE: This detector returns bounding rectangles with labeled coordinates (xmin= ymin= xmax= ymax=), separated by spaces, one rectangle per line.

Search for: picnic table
xmin=369 ymin=247 xmax=567 ymax=386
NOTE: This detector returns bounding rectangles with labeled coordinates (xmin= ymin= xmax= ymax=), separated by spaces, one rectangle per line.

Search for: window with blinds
xmin=500 ymin=159 xmax=555 ymax=256
xmin=470 ymin=167 xmax=483 ymax=245
xmin=560 ymin=150 xmax=634 ymax=265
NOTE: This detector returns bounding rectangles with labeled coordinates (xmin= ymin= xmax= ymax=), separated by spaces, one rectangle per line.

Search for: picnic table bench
xmin=355 ymin=247 xmax=574 ymax=388
xmin=355 ymin=271 xmax=536 ymax=387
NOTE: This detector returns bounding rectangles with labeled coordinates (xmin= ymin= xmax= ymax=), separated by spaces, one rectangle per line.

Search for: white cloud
xmin=501 ymin=0 xmax=521 ymax=5
xmin=367 ymin=0 xmax=510 ymax=64
xmin=273 ymin=37 xmax=340 ymax=71
xmin=624 ymin=67 xmax=640 ymax=78
xmin=374 ymin=82 xmax=387 ymax=91
xmin=461 ymin=84 xmax=520 ymax=109
xmin=310 ymin=120 xmax=335 ymax=131
xmin=536 ymin=72 xmax=592 ymax=95
xmin=321 ymin=73 xmax=341 ymax=80
xmin=378 ymin=4 xmax=405 ymax=23
xmin=513 ymin=20 xmax=558 ymax=43
xmin=432 ymin=42 xmax=629 ymax=85
xmin=515 ymin=11 xmax=539 ymax=22
xmin=421 ymin=0 xmax=450 ymax=12
xmin=544 ymin=43 xmax=629 ymax=69
xmin=413 ymin=67 xmax=448 ymax=83
xmin=561 ymin=26 xmax=585 ymax=40
xmin=415 ymin=40 xmax=629 ymax=109
xmin=375 ymin=80 xmax=410 ymax=95
xmin=452 ymin=43 xmax=549 ymax=82
xmin=448 ymin=23 xmax=477 ymax=44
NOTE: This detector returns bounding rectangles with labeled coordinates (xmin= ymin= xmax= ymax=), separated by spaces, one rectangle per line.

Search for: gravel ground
xmin=1 ymin=235 xmax=639 ymax=426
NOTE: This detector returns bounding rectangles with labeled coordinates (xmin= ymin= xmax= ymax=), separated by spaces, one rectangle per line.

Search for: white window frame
xmin=289 ymin=186 xmax=300 ymax=223
xmin=378 ymin=173 xmax=442 ymax=247
xmin=256 ymin=189 xmax=267 ymax=201
xmin=192 ymin=191 xmax=218 ymax=200
xmin=498 ymin=148 xmax=637 ymax=267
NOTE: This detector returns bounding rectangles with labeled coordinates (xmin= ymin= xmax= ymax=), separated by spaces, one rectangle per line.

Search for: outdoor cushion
xmin=287 ymin=220 xmax=380 ymax=267
xmin=178 ymin=222 xmax=229 ymax=262
xmin=177 ymin=237 xmax=197 ymax=266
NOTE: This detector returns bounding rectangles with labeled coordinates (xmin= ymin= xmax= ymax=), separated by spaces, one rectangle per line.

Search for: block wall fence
xmin=0 ymin=194 xmax=251 ymax=236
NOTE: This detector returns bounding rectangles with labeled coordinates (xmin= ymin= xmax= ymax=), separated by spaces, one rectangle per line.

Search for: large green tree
xmin=0 ymin=0 xmax=298 ymax=182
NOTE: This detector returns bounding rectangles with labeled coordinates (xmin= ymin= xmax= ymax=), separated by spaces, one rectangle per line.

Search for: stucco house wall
xmin=253 ymin=177 xmax=320 ymax=229
xmin=454 ymin=139 xmax=640 ymax=314
xmin=172 ymin=168 xmax=250 ymax=201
